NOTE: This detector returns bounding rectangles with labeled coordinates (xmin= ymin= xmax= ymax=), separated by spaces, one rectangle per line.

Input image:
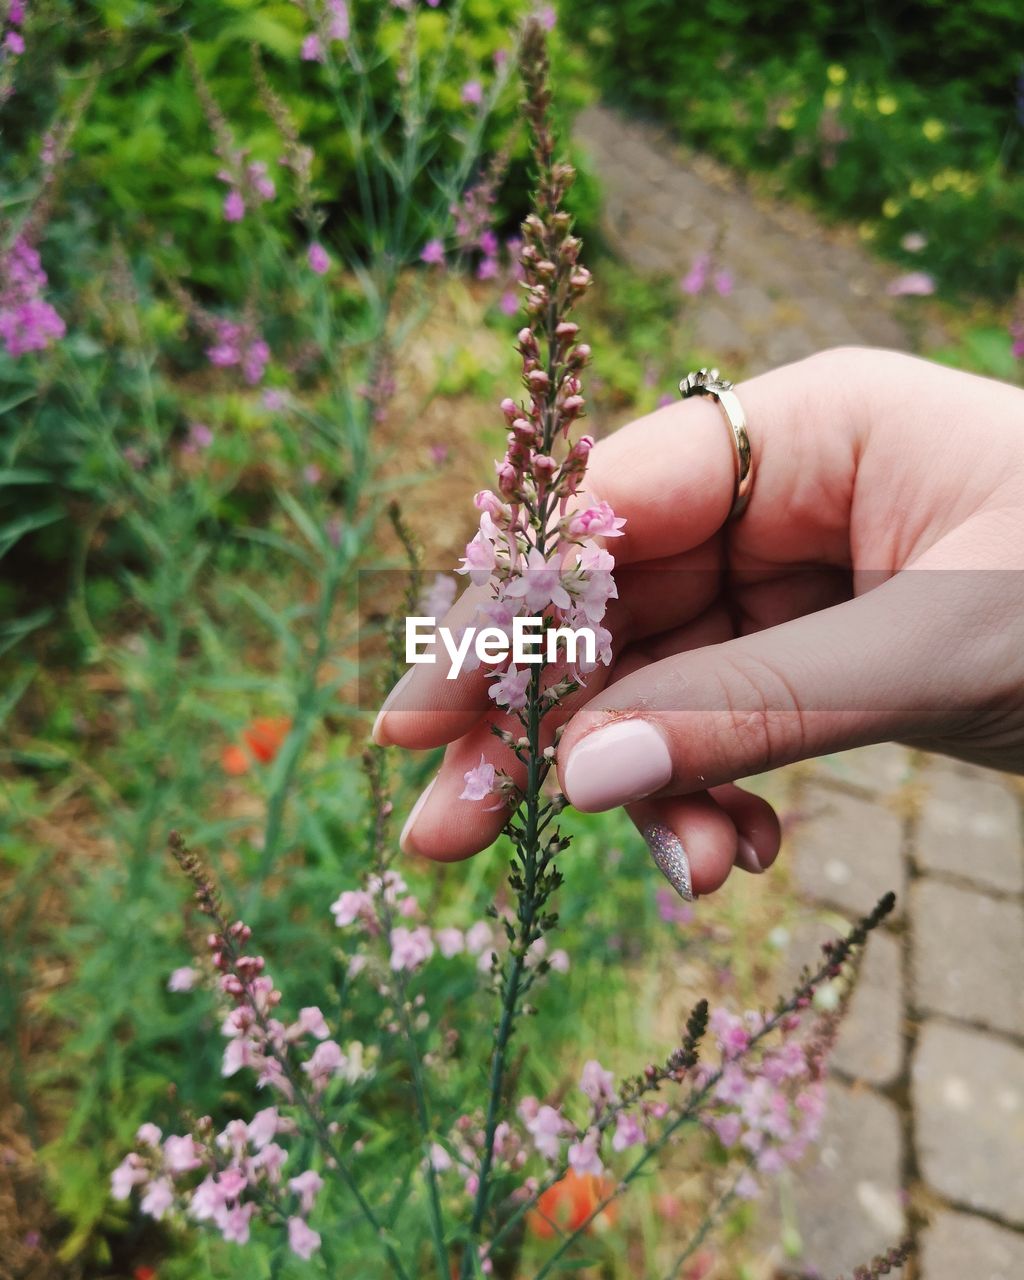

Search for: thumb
xmin=556 ymin=568 xmax=995 ymax=811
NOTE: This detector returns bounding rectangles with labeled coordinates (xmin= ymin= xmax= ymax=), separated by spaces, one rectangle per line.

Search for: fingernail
xmin=735 ymin=835 xmax=765 ymax=874
xmin=372 ymin=669 xmax=413 ymax=746
xmin=643 ymin=823 xmax=693 ymax=901
xmin=400 ymin=776 xmax=437 ymax=854
xmin=562 ymin=720 xmax=672 ymax=811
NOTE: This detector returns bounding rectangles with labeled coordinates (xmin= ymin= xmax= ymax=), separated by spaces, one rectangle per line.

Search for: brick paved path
xmin=573 ymin=107 xmax=1023 ymax=1279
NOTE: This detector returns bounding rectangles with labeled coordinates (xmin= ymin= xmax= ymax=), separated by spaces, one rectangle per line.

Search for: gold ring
xmin=678 ymin=368 xmax=753 ymax=519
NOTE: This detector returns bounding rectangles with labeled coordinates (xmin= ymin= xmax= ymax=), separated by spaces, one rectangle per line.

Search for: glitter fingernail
xmin=643 ymin=823 xmax=693 ymax=901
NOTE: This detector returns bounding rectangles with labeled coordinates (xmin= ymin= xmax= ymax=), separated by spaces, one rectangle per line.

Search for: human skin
xmin=374 ymin=347 xmax=1024 ymax=897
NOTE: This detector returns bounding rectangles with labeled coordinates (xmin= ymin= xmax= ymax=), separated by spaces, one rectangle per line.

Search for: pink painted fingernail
xmin=372 ymin=669 xmax=413 ymax=746
xmin=400 ymin=776 xmax=437 ymax=854
xmin=735 ymin=835 xmax=765 ymax=874
xmin=562 ymin=720 xmax=673 ymax=811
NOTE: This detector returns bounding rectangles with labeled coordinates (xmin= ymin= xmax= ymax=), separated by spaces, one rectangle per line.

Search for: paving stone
xmin=913 ymin=1020 xmax=1024 ymax=1226
xmin=788 ymin=1082 xmax=906 ymax=1276
xmin=919 ymin=1209 xmax=1024 ymax=1280
xmin=818 ymin=744 xmax=915 ymax=795
xmin=916 ymin=762 xmax=1024 ymax=894
xmin=911 ymin=879 xmax=1024 ymax=1037
xmin=792 ymin=788 xmax=906 ymax=920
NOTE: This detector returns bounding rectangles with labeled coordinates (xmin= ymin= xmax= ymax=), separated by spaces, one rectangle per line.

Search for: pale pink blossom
xmin=111 ymin=1155 xmax=148 ymax=1199
xmin=435 ymin=927 xmax=465 ymax=958
xmin=288 ymin=1216 xmax=322 ymax=1259
xmin=389 ymin=925 xmax=434 ymax=971
xmin=460 ymin=754 xmax=497 ymax=803
xmin=301 ymin=33 xmax=324 ymax=62
xmin=465 ymin=921 xmax=493 ymax=955
xmin=580 ymin=1059 xmax=615 ymax=1106
xmin=247 ymin=1106 xmax=280 ymax=1150
xmin=302 ymin=1040 xmax=348 ymax=1088
xmin=461 ymin=80 xmax=483 ymax=106
xmin=567 ymin=1129 xmax=604 ymax=1177
xmin=163 ymin=1134 xmax=202 ymax=1173
xmin=488 ymin=663 xmax=531 ymax=711
xmin=421 ymin=237 xmax=445 ymax=266
xmin=308 ymin=242 xmax=330 ymax=275
xmin=167 ymin=965 xmax=199 ymax=992
xmin=525 ymin=1104 xmax=567 ymax=1160
xmin=220 ymin=1202 xmax=257 ymax=1244
xmin=289 ymin=1169 xmax=324 ymax=1215
xmin=612 ymin=1111 xmax=644 ymax=1151
xmin=330 ymin=889 xmax=374 ymax=927
xmin=567 ymin=501 xmax=626 ymax=539
xmin=140 ymin=1177 xmax=175 ymax=1220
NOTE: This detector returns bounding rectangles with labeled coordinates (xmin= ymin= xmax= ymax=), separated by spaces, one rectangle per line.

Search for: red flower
xmin=527 ymin=1169 xmax=617 ymax=1240
xmin=221 ymin=717 xmax=291 ymax=775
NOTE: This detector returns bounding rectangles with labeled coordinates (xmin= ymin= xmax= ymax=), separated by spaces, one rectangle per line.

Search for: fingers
xmin=557 ymin=567 xmax=995 ymax=812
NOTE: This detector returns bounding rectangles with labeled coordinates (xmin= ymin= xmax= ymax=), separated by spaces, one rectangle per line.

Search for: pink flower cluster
xmin=680 ymin=251 xmax=733 ymax=298
xmin=0 ymin=237 xmax=65 ymax=357
xmin=206 ymin=317 xmax=270 ymax=384
xmin=220 ymin=159 xmax=275 ymax=223
xmin=300 ymin=0 xmax=349 ymax=63
xmin=331 ymin=869 xmax=569 ymax=978
xmin=700 ymin=1007 xmax=827 ymax=1199
xmin=1 ymin=0 xmax=26 ymax=103
xmin=111 ymin=1111 xmax=324 ymax=1259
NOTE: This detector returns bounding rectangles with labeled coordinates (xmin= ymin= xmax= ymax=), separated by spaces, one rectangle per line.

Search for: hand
xmin=374 ymin=347 xmax=1024 ymax=896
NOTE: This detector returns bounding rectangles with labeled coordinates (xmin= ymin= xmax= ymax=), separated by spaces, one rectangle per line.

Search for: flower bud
xmin=561 ymin=395 xmax=585 ymax=415
xmin=526 ymin=368 xmax=550 ymax=390
xmin=555 ymin=322 xmax=579 ymax=341
xmin=499 ymin=396 xmax=518 ymax=423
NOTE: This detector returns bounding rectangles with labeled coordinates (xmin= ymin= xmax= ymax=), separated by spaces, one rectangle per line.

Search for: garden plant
xmin=0 ymin=2 xmax=944 ymax=1277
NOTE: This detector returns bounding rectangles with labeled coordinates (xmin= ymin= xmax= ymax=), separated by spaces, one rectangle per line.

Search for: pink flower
xmin=288 ymin=1216 xmax=322 ymax=1259
xmin=713 ymin=270 xmax=734 ymax=296
xmin=567 ymin=1129 xmax=604 ymax=1177
xmin=247 ymin=1106 xmax=280 ymax=1150
xmin=461 ymin=80 xmax=484 ymax=106
xmin=420 ymin=237 xmax=445 ymax=266
xmin=539 ymin=3 xmax=556 ymax=29
xmin=302 ymin=1040 xmax=347 ymax=1087
xmin=548 ymin=948 xmax=570 ymax=973
xmin=308 ymin=242 xmax=330 ymax=275
xmin=301 ymin=33 xmax=324 ymax=62
xmin=136 ymin=1123 xmax=163 ymax=1147
xmin=488 ymin=663 xmax=531 ymax=711
xmin=465 ymin=921 xmax=493 ymax=955
xmin=163 ymin=1134 xmax=202 ymax=1173
xmin=220 ymin=1202 xmax=257 ymax=1244
xmin=111 ymin=1154 xmax=148 ymax=1200
xmin=525 ymin=1104 xmax=567 ymax=1160
xmin=460 ymin=754 xmax=497 ymax=802
xmin=435 ymin=926 xmax=465 ymax=958
xmin=223 ymin=189 xmax=246 ymax=222
xmin=709 ymin=1113 xmax=742 ymax=1148
xmin=330 ymin=889 xmax=374 ymax=927
xmin=293 ymin=1006 xmax=331 ymax=1040
xmin=499 ymin=290 xmax=519 ymax=316
xmin=389 ymin=925 xmax=434 ymax=971
xmin=289 ymin=1169 xmax=324 ymax=1214
xmin=900 ymin=231 xmax=927 ymax=252
xmin=140 ymin=1177 xmax=175 ymax=1220
xmin=567 ymin=501 xmax=626 ymax=539
xmin=710 ymin=1008 xmax=750 ymax=1058
xmin=326 ymin=0 xmax=349 ymax=40
xmin=680 ymin=252 xmax=710 ymax=296
xmin=580 ymin=1059 xmax=615 ymax=1106
xmin=504 ymin=547 xmax=571 ymax=613
xmin=429 ymin=1142 xmax=453 ymax=1171
xmin=887 ymin=271 xmax=935 ymax=297
xmin=5 ymin=31 xmax=25 ymax=54
xmin=735 ymin=1170 xmax=760 ymax=1200
xmin=189 ymin=1174 xmax=228 ymax=1222
xmin=612 ymin=1111 xmax=644 ymax=1151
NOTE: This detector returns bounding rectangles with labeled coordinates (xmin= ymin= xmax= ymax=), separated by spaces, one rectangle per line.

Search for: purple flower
xmin=0 ymin=238 xmax=65 ymax=357
xmin=301 ymin=34 xmax=324 ymax=62
xmin=580 ymin=1059 xmax=615 ymax=1105
xmin=5 ymin=31 xmax=25 ymax=54
xmin=307 ymin=242 xmax=330 ymax=275
xmin=461 ymin=79 xmax=484 ymax=107
xmin=499 ymin=290 xmax=519 ymax=315
xmin=420 ymin=237 xmax=445 ymax=266
xmin=223 ymin=189 xmax=245 ymax=222
xmin=389 ymin=925 xmax=434 ymax=971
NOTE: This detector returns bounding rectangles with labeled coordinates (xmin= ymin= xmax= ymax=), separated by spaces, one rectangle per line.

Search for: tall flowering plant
xmin=111 ymin=17 xmax=910 ymax=1280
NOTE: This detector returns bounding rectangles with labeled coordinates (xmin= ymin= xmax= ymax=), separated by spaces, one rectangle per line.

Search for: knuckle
xmin=715 ymin=654 xmax=807 ymax=771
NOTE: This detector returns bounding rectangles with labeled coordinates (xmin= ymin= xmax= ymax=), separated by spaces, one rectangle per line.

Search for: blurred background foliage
xmin=561 ymin=0 xmax=1024 ymax=299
